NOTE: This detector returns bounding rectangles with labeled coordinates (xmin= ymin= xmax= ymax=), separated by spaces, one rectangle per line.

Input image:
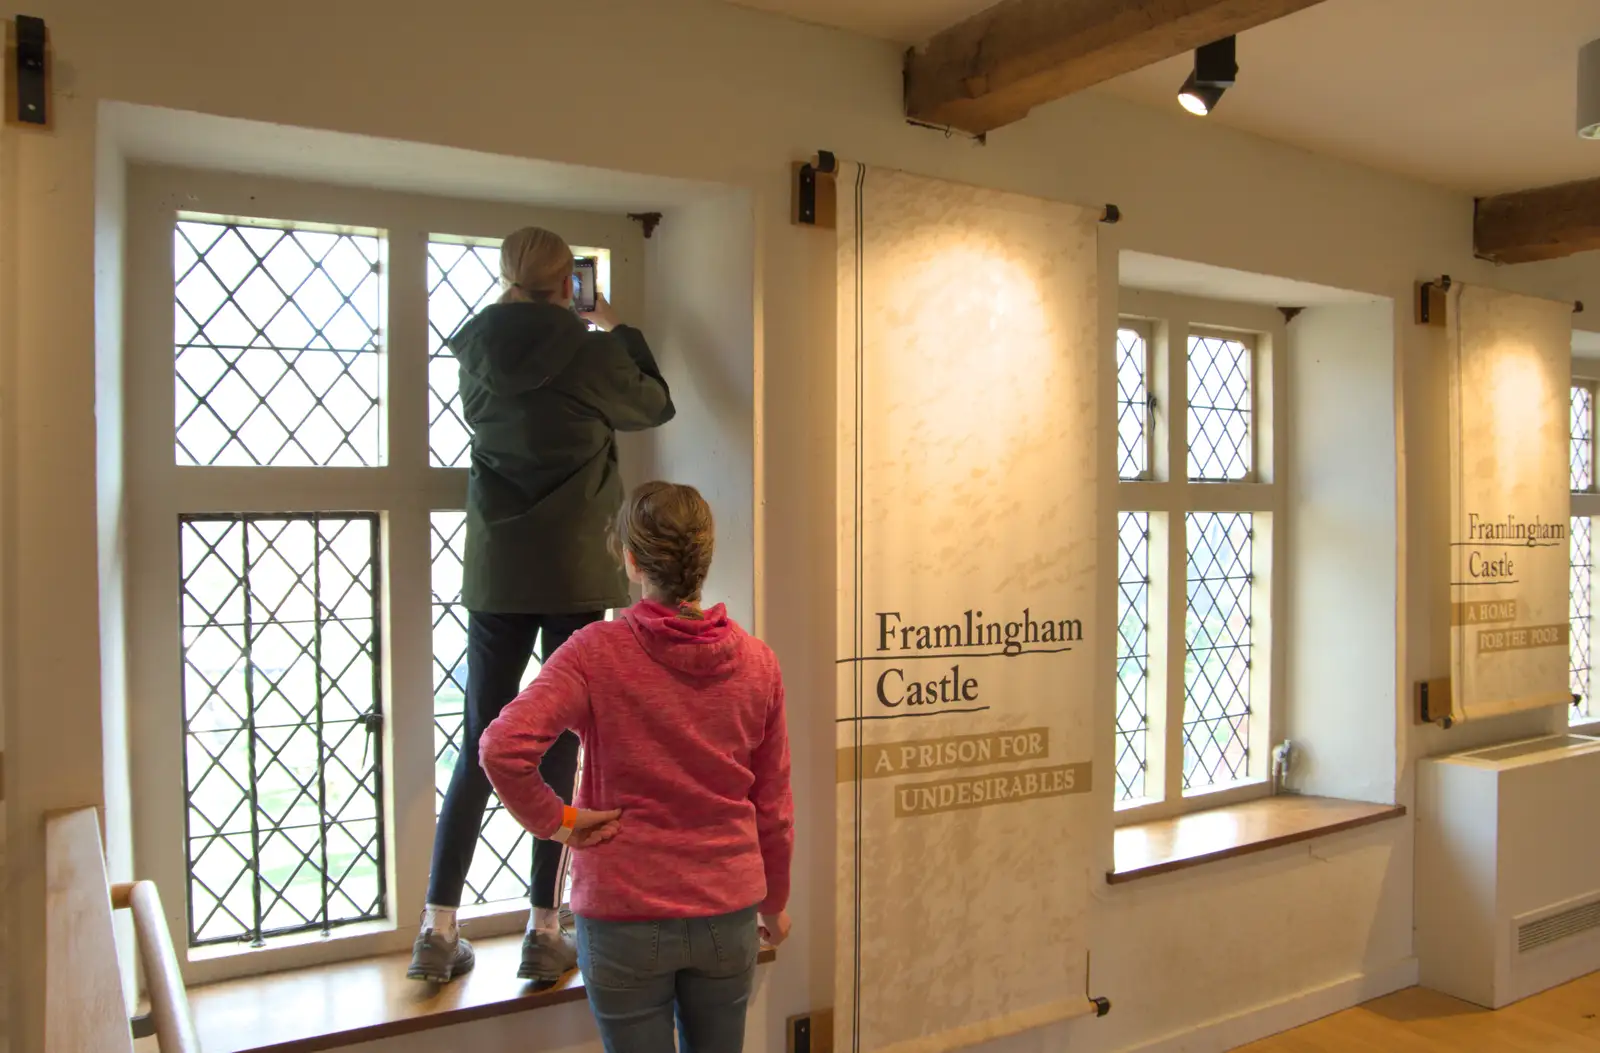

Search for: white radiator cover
xmin=1418 ymin=733 xmax=1600 ymax=1008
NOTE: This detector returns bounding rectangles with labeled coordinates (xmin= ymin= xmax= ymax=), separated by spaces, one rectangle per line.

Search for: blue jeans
xmin=576 ymin=908 xmax=760 ymax=1053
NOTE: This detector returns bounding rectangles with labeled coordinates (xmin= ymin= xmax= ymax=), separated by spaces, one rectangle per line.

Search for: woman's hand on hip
xmin=758 ymin=911 xmax=791 ymax=947
xmin=569 ymin=808 xmax=622 ymax=848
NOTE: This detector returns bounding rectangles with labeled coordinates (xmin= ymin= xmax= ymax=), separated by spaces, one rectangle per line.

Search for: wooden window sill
xmin=185 ymin=931 xmax=777 ymax=1053
xmin=1108 ymin=794 xmax=1407 ymax=885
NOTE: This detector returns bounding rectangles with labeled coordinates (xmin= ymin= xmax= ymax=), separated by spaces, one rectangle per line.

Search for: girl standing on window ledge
xmin=409 ymin=229 xmax=676 ymax=986
xmin=481 ymin=482 xmax=794 ymax=1053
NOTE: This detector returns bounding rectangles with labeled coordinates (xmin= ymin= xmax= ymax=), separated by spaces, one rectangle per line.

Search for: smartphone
xmin=573 ymin=258 xmax=598 ymax=313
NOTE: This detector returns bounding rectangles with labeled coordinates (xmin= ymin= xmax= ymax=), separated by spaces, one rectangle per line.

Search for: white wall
xmin=95 ymin=98 xmax=138 ymax=1007
xmin=1285 ymin=302 xmax=1399 ymax=803
xmin=640 ymin=194 xmax=758 ymax=627
xmin=5 ymin=0 xmax=1600 ymax=1050
xmin=0 ymin=65 xmax=108 ymax=1053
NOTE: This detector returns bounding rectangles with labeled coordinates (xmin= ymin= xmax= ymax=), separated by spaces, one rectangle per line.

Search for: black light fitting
xmin=1178 ymin=36 xmax=1237 ymax=117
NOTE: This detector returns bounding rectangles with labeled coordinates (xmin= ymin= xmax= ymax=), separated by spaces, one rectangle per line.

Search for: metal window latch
xmin=358 ymin=710 xmax=383 ymax=767
xmin=14 ymin=16 xmax=49 ymax=127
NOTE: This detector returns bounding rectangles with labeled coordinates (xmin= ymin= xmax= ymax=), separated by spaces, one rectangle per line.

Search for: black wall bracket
xmin=1417 ymin=274 xmax=1452 ymax=326
xmin=12 ymin=15 xmax=48 ymax=127
xmin=1100 ymin=204 xmax=1121 ymax=225
xmin=1418 ymin=679 xmax=1453 ymax=729
xmin=793 ymin=151 xmax=838 ymax=229
xmin=796 ymin=166 xmax=819 ymax=225
xmin=627 ymin=212 xmax=663 ymax=239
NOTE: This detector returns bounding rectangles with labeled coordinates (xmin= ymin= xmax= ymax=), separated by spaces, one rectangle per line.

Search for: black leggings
xmin=427 ymin=610 xmax=604 ymax=909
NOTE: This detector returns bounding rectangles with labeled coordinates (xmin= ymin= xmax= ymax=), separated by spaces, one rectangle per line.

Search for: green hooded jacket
xmin=448 ymin=301 xmax=675 ymax=613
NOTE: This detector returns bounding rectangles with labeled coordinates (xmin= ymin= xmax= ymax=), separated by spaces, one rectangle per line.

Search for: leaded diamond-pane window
xmin=174 ymin=218 xmax=384 ymax=467
xmin=1183 ymin=512 xmax=1253 ymax=790
xmin=430 ymin=510 xmax=542 ymax=905
xmin=1116 ymin=513 xmax=1150 ymax=802
xmin=1187 ymin=333 xmax=1252 ymax=482
xmin=426 ymin=241 xmax=502 ymax=468
xmin=1117 ymin=328 xmax=1150 ymax=481
xmin=1573 ymin=516 xmax=1593 ymax=724
xmin=180 ymin=514 xmax=385 ymax=946
xmin=1572 ymin=386 xmax=1594 ymax=492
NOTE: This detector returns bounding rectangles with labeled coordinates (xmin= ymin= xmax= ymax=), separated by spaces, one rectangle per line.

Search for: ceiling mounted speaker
xmin=1581 ymin=38 xmax=1600 ymax=139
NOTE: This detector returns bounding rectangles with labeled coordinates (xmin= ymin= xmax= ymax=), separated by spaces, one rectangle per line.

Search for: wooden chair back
xmin=44 ymin=807 xmax=199 ymax=1053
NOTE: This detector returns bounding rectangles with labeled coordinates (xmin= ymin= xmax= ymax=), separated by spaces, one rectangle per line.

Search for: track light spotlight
xmin=1177 ymin=74 xmax=1225 ymax=116
xmin=1177 ymin=36 xmax=1237 ymax=117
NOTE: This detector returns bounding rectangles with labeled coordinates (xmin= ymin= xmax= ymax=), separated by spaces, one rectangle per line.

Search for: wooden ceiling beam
xmin=1475 ymin=177 xmax=1600 ymax=264
xmin=905 ymin=0 xmax=1327 ymax=135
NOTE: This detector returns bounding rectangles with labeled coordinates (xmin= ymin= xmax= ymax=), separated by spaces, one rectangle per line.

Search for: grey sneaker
xmin=518 ymin=926 xmax=578 ymax=983
xmin=407 ymin=928 xmax=475 ymax=983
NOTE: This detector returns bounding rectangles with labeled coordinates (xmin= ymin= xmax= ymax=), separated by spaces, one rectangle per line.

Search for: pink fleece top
xmin=480 ymin=601 xmax=794 ymax=921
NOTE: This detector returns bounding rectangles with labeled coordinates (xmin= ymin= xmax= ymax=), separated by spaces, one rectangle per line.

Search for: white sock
xmin=423 ymin=904 xmax=458 ymax=938
xmin=532 ymin=907 xmax=561 ymax=933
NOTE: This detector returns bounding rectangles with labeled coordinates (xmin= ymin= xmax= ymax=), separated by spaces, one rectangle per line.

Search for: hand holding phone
xmin=581 ymin=292 xmax=620 ymax=332
xmin=572 ymin=258 xmax=599 ymax=313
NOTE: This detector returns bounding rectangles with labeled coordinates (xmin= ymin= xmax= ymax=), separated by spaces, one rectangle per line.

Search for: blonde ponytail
xmin=498 ymin=227 xmax=574 ymax=304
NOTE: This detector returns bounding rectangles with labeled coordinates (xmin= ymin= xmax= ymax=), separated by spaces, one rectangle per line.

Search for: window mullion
xmin=1143 ymin=327 xmax=1157 ymax=480
xmin=1166 ymin=324 xmax=1190 ymax=803
xmin=1182 ymin=484 xmax=1275 ymax=513
xmin=386 ymin=235 xmax=430 ymax=473
xmin=387 ymin=506 xmax=439 ymax=925
xmin=1165 ymin=499 xmax=1187 ymax=804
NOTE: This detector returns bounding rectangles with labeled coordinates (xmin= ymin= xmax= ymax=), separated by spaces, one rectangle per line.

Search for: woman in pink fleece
xmin=481 ymin=481 xmax=793 ymax=1053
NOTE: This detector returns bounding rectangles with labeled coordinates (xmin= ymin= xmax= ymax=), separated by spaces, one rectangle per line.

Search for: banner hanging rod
xmin=792 ymin=149 xmax=1124 ymax=232
xmin=1423 ymin=274 xmax=1583 ymax=313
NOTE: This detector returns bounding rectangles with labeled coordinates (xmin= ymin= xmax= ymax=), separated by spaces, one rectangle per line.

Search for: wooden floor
xmin=1236 ymin=971 xmax=1600 ymax=1051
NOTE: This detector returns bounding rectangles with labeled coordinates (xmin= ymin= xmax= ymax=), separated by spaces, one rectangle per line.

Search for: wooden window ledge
xmin=1109 ymin=794 xmax=1406 ymax=885
xmin=186 ymin=932 xmax=777 ymax=1053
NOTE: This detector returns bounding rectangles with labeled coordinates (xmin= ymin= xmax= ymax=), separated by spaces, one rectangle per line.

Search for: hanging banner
xmin=835 ymin=163 xmax=1099 ymax=1053
xmin=1447 ymin=284 xmax=1573 ymax=721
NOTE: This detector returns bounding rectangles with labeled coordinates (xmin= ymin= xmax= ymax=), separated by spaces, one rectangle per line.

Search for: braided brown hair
xmin=613 ymin=482 xmax=715 ymax=614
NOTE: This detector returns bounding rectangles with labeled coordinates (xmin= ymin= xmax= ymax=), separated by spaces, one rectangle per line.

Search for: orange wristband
xmin=551 ymin=805 xmax=578 ymax=844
